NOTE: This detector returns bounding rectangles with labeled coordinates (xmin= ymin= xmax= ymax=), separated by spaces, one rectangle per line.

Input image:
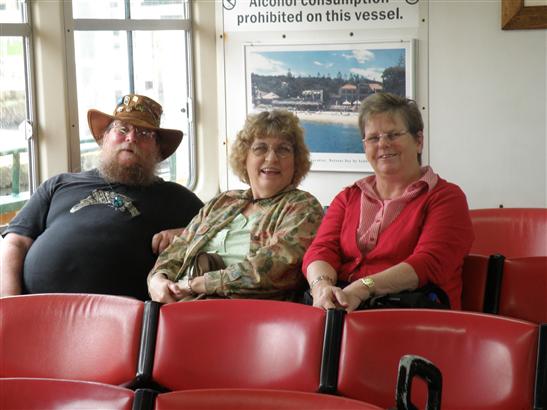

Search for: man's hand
xmin=151 ymin=228 xmax=184 ymax=255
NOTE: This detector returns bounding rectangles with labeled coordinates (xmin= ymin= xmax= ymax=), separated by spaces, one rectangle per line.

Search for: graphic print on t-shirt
xmin=70 ymin=189 xmax=140 ymax=217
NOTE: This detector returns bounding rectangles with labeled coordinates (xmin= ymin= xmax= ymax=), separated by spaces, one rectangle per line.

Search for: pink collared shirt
xmin=356 ymin=166 xmax=439 ymax=253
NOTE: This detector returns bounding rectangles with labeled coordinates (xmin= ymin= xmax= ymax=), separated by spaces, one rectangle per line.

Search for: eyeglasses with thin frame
xmin=362 ymin=130 xmax=408 ymax=145
xmin=250 ymin=143 xmax=294 ymax=159
xmin=111 ymin=121 xmax=156 ymax=141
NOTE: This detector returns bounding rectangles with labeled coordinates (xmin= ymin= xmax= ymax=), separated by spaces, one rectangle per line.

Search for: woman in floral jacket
xmin=148 ymin=110 xmax=323 ymax=302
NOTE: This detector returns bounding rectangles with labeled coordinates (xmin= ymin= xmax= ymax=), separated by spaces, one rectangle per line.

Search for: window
xmin=0 ymin=0 xmax=37 ymax=227
xmin=64 ymin=0 xmax=195 ymax=187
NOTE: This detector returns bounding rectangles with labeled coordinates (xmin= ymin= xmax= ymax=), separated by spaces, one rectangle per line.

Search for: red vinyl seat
xmin=337 ymin=309 xmax=539 ymax=409
xmin=469 ymin=208 xmax=547 ymax=257
xmin=152 ymin=299 xmax=326 ymax=392
xmin=0 ymin=294 xmax=144 ymax=385
xmin=498 ymin=256 xmax=547 ymax=323
xmin=461 ymin=254 xmax=490 ymax=312
xmin=0 ymin=378 xmax=134 ymax=410
xmin=155 ymin=388 xmax=383 ymax=410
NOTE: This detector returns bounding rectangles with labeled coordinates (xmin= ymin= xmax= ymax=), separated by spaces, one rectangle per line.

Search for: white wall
xmin=428 ymin=0 xmax=546 ymax=208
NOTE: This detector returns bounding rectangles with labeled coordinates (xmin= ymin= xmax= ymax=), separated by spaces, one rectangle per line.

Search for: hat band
xmin=115 ymin=111 xmax=160 ymax=129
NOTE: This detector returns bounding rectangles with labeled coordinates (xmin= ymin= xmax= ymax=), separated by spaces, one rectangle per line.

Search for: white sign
xmin=222 ymin=0 xmax=420 ymax=32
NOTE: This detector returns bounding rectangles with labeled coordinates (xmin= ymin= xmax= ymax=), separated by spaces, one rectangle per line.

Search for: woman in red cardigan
xmin=303 ymin=93 xmax=474 ymax=311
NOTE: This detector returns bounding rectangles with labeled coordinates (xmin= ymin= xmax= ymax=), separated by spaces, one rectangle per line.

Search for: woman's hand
xmin=341 ymin=281 xmax=370 ymax=312
xmin=341 ymin=288 xmax=366 ymax=312
xmin=151 ymin=228 xmax=184 ymax=254
xmin=148 ymin=272 xmax=179 ymax=303
xmin=311 ymin=281 xmax=349 ymax=310
xmin=166 ymin=280 xmax=195 ymax=301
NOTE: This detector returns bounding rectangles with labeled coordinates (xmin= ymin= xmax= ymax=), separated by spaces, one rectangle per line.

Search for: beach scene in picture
xmin=246 ymin=43 xmax=410 ymax=171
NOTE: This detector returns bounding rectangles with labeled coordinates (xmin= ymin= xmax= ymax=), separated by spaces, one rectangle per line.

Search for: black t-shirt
xmin=4 ymin=170 xmax=203 ymax=300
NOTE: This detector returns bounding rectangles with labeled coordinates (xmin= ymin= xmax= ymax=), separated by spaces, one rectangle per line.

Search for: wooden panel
xmin=502 ymin=0 xmax=547 ymax=29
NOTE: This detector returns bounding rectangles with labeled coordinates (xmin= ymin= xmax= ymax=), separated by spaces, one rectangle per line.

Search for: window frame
xmin=62 ymin=0 xmax=197 ymax=189
xmin=0 ymin=1 xmax=39 ymax=230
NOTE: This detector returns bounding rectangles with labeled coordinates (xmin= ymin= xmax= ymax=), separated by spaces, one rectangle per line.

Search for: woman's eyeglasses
xmin=250 ymin=143 xmax=294 ymax=159
xmin=363 ymin=131 xmax=408 ymax=145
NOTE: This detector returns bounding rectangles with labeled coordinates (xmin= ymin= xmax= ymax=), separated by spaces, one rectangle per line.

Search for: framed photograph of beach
xmin=244 ymin=40 xmax=415 ymax=172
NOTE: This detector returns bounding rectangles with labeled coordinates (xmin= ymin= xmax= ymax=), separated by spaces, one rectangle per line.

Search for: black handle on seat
xmin=133 ymin=388 xmax=158 ymax=410
xmin=318 ymin=308 xmax=346 ymax=394
xmin=395 ymin=354 xmax=442 ymax=410
xmin=135 ymin=301 xmax=162 ymax=387
xmin=534 ymin=323 xmax=547 ymax=410
xmin=483 ymin=253 xmax=505 ymax=314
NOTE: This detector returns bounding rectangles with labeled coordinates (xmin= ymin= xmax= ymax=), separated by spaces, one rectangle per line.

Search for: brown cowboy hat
xmin=87 ymin=94 xmax=183 ymax=161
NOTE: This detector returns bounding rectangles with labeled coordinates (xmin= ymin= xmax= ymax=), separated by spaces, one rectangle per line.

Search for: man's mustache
xmin=115 ymin=143 xmax=144 ymax=157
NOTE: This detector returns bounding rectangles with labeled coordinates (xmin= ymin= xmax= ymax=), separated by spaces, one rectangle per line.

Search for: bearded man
xmin=1 ymin=94 xmax=203 ymax=300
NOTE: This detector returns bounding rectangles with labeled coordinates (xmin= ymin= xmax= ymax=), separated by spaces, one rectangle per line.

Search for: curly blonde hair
xmin=229 ymin=110 xmax=311 ymax=186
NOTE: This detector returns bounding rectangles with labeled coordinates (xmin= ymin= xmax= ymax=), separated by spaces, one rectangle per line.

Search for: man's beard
xmin=98 ymin=143 xmax=160 ymax=186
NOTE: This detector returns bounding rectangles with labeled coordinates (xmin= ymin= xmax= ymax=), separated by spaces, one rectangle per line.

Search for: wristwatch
xmin=360 ymin=277 xmax=376 ymax=296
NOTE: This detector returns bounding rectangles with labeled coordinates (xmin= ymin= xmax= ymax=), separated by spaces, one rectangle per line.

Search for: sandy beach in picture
xmin=294 ymin=110 xmax=359 ymax=126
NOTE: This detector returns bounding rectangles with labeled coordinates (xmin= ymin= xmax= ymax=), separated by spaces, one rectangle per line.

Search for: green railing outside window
xmin=0 ymin=146 xmax=30 ymax=215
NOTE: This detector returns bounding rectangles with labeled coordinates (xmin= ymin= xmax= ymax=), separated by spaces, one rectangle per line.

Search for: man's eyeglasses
xmin=111 ymin=122 xmax=156 ymax=141
xmin=362 ymin=131 xmax=408 ymax=145
xmin=250 ymin=143 xmax=294 ymax=159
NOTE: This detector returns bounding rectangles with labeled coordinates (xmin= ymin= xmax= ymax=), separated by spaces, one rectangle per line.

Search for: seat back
xmin=337 ymin=309 xmax=538 ymax=409
xmin=0 ymin=378 xmax=134 ymax=410
xmin=462 ymin=253 xmax=505 ymax=314
xmin=461 ymin=254 xmax=490 ymax=312
xmin=151 ymin=299 xmax=326 ymax=391
xmin=154 ymin=389 xmax=383 ymax=410
xmin=0 ymin=294 xmax=144 ymax=385
xmin=498 ymin=256 xmax=547 ymax=323
xmin=469 ymin=208 xmax=547 ymax=257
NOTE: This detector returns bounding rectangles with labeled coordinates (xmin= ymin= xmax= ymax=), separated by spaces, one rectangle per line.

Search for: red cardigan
xmin=302 ymin=178 xmax=474 ymax=309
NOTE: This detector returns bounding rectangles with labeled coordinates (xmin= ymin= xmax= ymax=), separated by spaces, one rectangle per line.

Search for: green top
xmin=202 ymin=211 xmax=260 ymax=267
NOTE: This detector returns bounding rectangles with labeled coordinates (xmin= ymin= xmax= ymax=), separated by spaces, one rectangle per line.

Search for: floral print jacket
xmin=151 ymin=187 xmax=323 ymax=301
